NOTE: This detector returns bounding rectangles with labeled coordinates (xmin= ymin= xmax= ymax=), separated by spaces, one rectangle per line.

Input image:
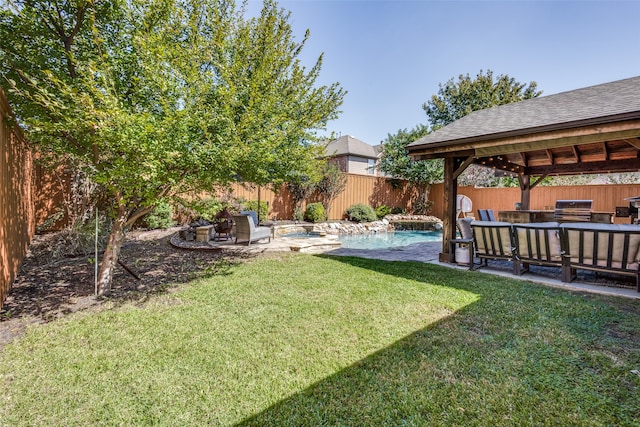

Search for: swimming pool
xmin=338 ymin=230 xmax=442 ymax=250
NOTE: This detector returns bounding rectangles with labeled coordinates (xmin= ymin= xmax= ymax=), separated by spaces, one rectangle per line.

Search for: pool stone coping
xmin=171 ymin=215 xmax=443 ymax=254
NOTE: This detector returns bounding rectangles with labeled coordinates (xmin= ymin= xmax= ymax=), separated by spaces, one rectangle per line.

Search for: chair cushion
xmin=561 ymin=223 xmax=640 ymax=268
xmin=513 ymin=222 xmax=562 ymax=261
xmin=457 ymin=217 xmax=474 ymax=240
xmin=471 ymin=221 xmax=513 ymax=257
xmin=240 ymin=211 xmax=259 ymax=226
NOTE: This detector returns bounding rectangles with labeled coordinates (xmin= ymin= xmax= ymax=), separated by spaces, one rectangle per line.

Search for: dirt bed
xmin=0 ymin=228 xmax=249 ymax=350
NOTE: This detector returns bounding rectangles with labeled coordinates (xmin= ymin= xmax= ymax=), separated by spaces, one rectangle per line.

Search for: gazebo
xmin=407 ymin=76 xmax=640 ymax=262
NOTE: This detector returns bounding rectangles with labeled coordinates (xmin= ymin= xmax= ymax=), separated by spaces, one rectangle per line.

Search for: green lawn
xmin=1 ymin=253 xmax=639 ymax=426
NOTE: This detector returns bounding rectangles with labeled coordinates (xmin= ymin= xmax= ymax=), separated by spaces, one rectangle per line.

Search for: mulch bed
xmin=0 ymin=228 xmax=254 ymax=349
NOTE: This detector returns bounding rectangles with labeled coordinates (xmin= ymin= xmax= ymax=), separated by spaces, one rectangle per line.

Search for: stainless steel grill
xmin=554 ymin=200 xmax=592 ymax=222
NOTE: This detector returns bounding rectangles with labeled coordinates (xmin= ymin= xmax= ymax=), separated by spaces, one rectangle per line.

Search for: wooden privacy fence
xmin=227 ymin=176 xmax=640 ymax=224
xmin=225 ymin=174 xmax=418 ymax=220
xmin=447 ymin=184 xmax=640 ymax=225
xmin=0 ymin=87 xmax=35 ymax=310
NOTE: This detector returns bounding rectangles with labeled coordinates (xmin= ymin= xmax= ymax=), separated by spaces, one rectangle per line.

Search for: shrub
xmin=345 ymin=204 xmax=377 ymax=223
xmin=413 ymin=198 xmax=433 ymax=215
xmin=375 ymin=205 xmax=392 ymax=219
xmin=294 ymin=207 xmax=304 ymax=222
xmin=142 ymin=202 xmax=174 ymax=229
xmin=242 ymin=200 xmax=269 ymax=222
xmin=391 ymin=207 xmax=405 ymax=214
xmin=180 ymin=198 xmax=226 ymax=222
xmin=29 ymin=214 xmax=112 ymax=261
xmin=304 ymin=202 xmax=326 ymax=223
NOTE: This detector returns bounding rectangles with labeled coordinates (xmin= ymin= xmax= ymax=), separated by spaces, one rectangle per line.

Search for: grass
xmin=1 ymin=253 xmax=639 ymax=426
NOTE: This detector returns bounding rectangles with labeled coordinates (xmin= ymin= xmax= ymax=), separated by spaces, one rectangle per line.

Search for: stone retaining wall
xmin=275 ymin=215 xmax=443 ymax=236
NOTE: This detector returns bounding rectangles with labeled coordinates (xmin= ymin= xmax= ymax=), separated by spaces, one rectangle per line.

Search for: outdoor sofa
xmin=465 ymin=220 xmax=640 ymax=292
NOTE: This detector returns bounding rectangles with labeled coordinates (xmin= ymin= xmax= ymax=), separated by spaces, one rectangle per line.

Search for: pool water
xmin=338 ymin=230 xmax=442 ymax=250
xmin=282 ymin=232 xmax=324 ymax=238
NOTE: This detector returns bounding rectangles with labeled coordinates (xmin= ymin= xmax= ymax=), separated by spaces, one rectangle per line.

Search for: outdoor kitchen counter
xmin=498 ymin=210 xmax=555 ymax=223
xmin=498 ymin=210 xmax=614 ymax=224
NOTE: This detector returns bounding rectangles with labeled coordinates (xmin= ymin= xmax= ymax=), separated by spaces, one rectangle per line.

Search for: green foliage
xmin=141 ymin=202 xmax=174 ymax=229
xmin=345 ymin=204 xmax=377 ymax=223
xmin=388 ymin=69 xmax=541 ymax=191
xmin=0 ymin=0 xmax=345 ymax=291
xmin=391 ymin=207 xmax=405 ymax=214
xmin=242 ymin=200 xmax=269 ymax=222
xmin=304 ymin=202 xmax=326 ymax=223
xmin=183 ymin=198 xmax=226 ymax=222
xmin=412 ymin=197 xmax=433 ymax=215
xmin=286 ymin=171 xmax=319 ymax=214
xmin=379 ymin=125 xmax=443 ymax=187
xmin=315 ymin=163 xmax=347 ymax=215
xmin=379 ymin=125 xmax=442 ymax=214
xmin=144 ymin=203 xmax=173 ymax=229
xmin=423 ymin=69 xmax=542 ymax=130
xmin=375 ymin=205 xmax=392 ymax=219
xmin=458 ymin=164 xmax=520 ymax=188
xmin=293 ymin=207 xmax=304 ymax=222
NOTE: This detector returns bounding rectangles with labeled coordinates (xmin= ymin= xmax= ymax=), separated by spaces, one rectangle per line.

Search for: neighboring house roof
xmin=408 ymin=75 xmax=640 ymax=150
xmin=325 ymin=135 xmax=379 ymax=159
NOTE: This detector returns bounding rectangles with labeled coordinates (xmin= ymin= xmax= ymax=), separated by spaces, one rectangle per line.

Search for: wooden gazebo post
xmin=517 ymin=173 xmax=548 ymax=211
xmin=440 ymin=157 xmax=457 ymax=262
xmin=439 ymin=156 xmax=474 ymax=262
xmin=518 ymin=174 xmax=531 ymax=210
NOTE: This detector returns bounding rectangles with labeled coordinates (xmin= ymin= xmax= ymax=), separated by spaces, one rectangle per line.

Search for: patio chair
xmin=471 ymin=220 xmax=518 ymax=274
xmin=560 ymin=222 xmax=640 ymax=291
xmin=477 ymin=209 xmax=496 ymax=221
xmin=511 ymin=222 xmax=563 ymax=275
xmin=233 ymin=214 xmax=272 ymax=246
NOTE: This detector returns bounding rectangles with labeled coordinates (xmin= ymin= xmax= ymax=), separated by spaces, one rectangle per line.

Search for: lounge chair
xmin=233 ymin=214 xmax=272 ymax=246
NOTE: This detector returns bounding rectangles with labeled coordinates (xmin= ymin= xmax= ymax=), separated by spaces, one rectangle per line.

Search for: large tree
xmin=423 ymin=69 xmax=541 ymax=130
xmin=380 ymin=70 xmax=541 ymax=206
xmin=378 ymin=124 xmax=442 ymax=214
xmin=423 ymin=69 xmax=541 ymax=187
xmin=0 ymin=0 xmax=344 ymax=294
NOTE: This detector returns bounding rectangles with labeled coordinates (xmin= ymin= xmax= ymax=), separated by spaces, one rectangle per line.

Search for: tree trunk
xmin=414 ymin=184 xmax=432 ymax=215
xmin=96 ymin=206 xmax=129 ymax=296
xmin=422 ymin=184 xmax=431 ymax=211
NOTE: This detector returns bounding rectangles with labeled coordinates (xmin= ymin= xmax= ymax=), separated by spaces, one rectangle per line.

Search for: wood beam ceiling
xmin=572 ymin=145 xmax=580 ymax=162
xmin=602 ymin=142 xmax=609 ymax=160
xmin=474 ymin=156 xmax=525 ymax=175
xmin=526 ymin=158 xmax=640 ymax=176
xmin=545 ymin=149 xmax=554 ymax=164
xmin=623 ymin=138 xmax=640 ymax=150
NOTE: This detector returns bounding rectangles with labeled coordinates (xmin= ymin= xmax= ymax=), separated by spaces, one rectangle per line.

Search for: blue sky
xmin=248 ymin=0 xmax=640 ymax=145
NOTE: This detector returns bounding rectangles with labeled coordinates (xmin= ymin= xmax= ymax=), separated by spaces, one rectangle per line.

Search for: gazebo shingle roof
xmin=409 ymin=75 xmax=640 ymax=149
